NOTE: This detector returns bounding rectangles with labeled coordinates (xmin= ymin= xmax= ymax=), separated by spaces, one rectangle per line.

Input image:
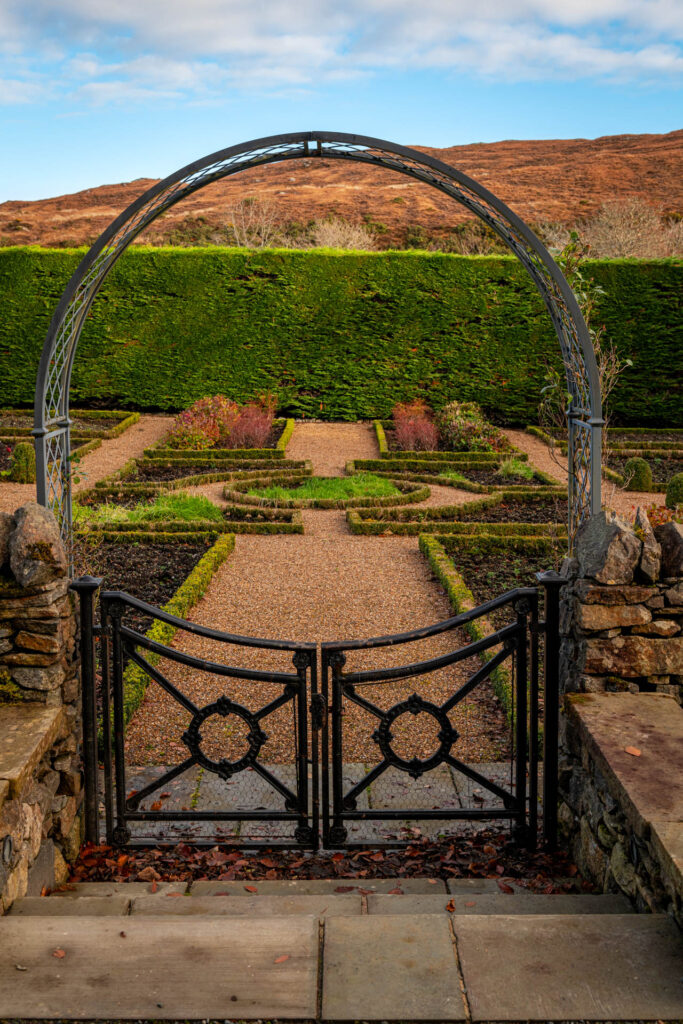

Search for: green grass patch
xmin=75 ymin=491 xmax=225 ymax=526
xmin=248 ymin=473 xmax=400 ymax=503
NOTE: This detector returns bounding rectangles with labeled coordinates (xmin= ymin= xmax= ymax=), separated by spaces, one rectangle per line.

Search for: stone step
xmin=0 ymin=913 xmax=681 ymax=1021
xmin=12 ymin=890 xmax=633 ymax=918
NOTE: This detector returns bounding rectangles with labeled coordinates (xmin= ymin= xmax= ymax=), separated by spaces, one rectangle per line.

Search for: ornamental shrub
xmin=166 ymin=395 xmax=240 ymax=449
xmin=623 ymin=457 xmax=653 ymax=492
xmin=8 ymin=441 xmax=35 ymax=483
xmin=230 ymin=403 xmax=274 ymax=448
xmin=436 ymin=401 xmax=506 ymax=453
xmin=665 ymin=472 xmax=683 ymax=510
xmin=392 ymin=400 xmax=440 ymax=451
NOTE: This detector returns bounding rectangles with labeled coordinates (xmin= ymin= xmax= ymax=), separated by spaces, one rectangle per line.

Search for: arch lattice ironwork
xmin=34 ymin=131 xmax=603 ymax=549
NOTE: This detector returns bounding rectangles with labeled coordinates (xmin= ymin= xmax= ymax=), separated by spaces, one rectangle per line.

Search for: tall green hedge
xmin=0 ymin=247 xmax=680 ymax=425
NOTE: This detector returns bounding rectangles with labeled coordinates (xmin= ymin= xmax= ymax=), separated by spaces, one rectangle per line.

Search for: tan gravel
xmin=503 ymin=427 xmax=666 ymax=520
xmin=286 ymin=421 xmax=378 ymax=475
xmin=0 ymin=414 xmax=173 ymax=514
xmin=125 ymin=425 xmax=511 ymax=769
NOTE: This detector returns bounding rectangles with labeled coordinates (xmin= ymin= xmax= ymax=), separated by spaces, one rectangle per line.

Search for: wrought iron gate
xmin=73 ymin=573 xmax=562 ymax=851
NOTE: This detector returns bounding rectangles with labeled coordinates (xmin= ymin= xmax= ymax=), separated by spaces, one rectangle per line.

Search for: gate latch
xmin=310 ymin=693 xmax=327 ymax=730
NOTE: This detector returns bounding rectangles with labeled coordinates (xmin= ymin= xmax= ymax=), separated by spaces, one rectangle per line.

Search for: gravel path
xmin=126 ymin=424 xmax=511 ymax=768
xmin=286 ymin=420 xmax=378 ymax=475
xmin=0 ymin=414 xmax=173 ymax=513
xmin=503 ymin=428 xmax=666 ymax=519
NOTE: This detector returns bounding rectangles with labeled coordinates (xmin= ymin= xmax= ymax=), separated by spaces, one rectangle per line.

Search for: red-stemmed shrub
xmin=166 ymin=395 xmax=240 ymax=449
xmin=229 ymin=403 xmax=274 ymax=448
xmin=392 ymin=400 xmax=440 ymax=451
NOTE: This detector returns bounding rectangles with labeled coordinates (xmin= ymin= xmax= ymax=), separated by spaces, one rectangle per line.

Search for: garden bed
xmin=223 ymin=473 xmax=430 ymax=508
xmin=0 ymin=436 xmax=101 ymax=476
xmin=0 ymin=408 xmax=139 ymax=438
xmin=605 ymin=454 xmax=683 ymax=490
xmin=149 ymin=417 xmax=295 ymax=459
xmin=455 ymin=491 xmax=566 ymax=526
xmin=347 ymin=507 xmax=566 ymax=537
xmin=375 ymin=401 xmax=517 ymax=460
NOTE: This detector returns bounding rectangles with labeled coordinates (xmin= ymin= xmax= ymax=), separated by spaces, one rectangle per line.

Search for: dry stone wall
xmin=557 ymin=509 xmax=683 ymax=922
xmin=0 ymin=504 xmax=82 ymax=911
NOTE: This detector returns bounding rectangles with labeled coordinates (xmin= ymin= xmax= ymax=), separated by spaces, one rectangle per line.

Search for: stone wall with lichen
xmin=0 ymin=504 xmax=82 ymax=911
xmin=557 ymin=510 xmax=683 ymax=923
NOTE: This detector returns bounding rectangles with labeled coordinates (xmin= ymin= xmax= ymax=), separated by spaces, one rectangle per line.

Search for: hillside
xmin=1 ymin=130 xmax=681 ymax=248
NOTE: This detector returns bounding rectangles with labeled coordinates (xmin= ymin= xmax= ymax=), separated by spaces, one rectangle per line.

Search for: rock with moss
xmin=8 ymin=442 xmax=36 ymax=484
xmin=623 ymin=457 xmax=652 ymax=492
xmin=9 ymin=503 xmax=67 ymax=588
xmin=665 ymin=472 xmax=683 ymax=510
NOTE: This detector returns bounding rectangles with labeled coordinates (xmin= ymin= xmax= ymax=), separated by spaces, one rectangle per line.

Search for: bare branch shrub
xmin=309 ymin=217 xmax=377 ymax=250
xmin=578 ymin=198 xmax=683 ymax=258
xmin=228 ymin=198 xmax=279 ymax=248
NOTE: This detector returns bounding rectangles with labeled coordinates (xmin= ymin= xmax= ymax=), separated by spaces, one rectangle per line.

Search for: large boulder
xmin=8 ymin=504 xmax=67 ymax=588
xmin=0 ymin=512 xmax=13 ymax=570
xmin=575 ymin=510 xmax=642 ymax=585
xmin=655 ymin=521 xmax=683 ymax=579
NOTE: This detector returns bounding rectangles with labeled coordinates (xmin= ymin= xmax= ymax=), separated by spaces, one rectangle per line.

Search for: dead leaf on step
xmin=244 ymin=885 xmax=258 ymax=893
xmin=625 ymin=746 xmax=641 ymax=757
xmin=497 ymin=882 xmax=514 ymax=894
xmin=52 ymin=949 xmax=66 ymax=959
xmin=446 ymin=899 xmax=455 ymax=912
xmin=465 ymin=901 xmax=476 ymax=907
xmin=15 ymin=964 xmax=27 ymax=971
xmin=274 ymin=955 xmax=290 ymax=964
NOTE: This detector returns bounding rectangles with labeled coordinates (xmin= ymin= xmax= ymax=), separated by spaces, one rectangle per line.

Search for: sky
xmin=1 ymin=0 xmax=682 ymax=202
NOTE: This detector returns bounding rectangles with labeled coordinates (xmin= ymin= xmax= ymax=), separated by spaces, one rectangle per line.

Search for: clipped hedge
xmin=347 ymin=508 xmax=567 ymax=537
xmin=1 ymin=248 xmax=680 ymax=425
xmin=77 ymin=507 xmax=304 ymax=537
xmin=0 ymin=408 xmax=139 ymax=439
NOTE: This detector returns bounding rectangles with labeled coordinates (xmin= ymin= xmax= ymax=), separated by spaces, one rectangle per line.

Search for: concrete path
xmin=3 ymin=882 xmax=683 ymax=1021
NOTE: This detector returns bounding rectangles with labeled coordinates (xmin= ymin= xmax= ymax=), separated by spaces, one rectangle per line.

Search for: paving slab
xmin=567 ymin=692 xmax=683 ymax=836
xmin=50 ymin=881 xmax=188 ymax=897
xmin=368 ymin=893 xmax=632 ymax=915
xmin=322 ymin=913 xmax=466 ymax=1021
xmin=11 ymin=895 xmax=131 ymax=916
xmin=455 ymin=913 xmax=683 ymax=1021
xmin=0 ymin=915 xmax=319 ymax=1019
xmin=131 ymin=893 xmax=361 ymax=916
xmin=192 ymin=877 xmax=446 ymax=895
xmin=446 ymin=878 xmax=504 ymax=894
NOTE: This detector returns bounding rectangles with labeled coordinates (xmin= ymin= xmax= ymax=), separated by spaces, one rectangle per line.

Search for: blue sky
xmin=1 ymin=0 xmax=681 ymax=202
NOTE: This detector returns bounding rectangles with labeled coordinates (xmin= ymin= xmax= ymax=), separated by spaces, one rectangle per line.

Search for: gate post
xmin=70 ymin=575 xmax=103 ymax=844
xmin=536 ymin=570 xmax=565 ymax=849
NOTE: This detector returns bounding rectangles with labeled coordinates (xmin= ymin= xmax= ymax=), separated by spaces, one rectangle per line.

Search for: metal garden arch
xmin=34 ymin=130 xmax=603 ymax=546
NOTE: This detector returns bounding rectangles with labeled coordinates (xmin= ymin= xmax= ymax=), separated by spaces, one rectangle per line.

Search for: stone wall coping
xmin=566 ymin=693 xmax=682 ymax=835
xmin=0 ymin=705 xmax=65 ymax=799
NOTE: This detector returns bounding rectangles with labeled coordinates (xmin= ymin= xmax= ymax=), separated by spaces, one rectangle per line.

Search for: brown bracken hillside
xmin=1 ymin=130 xmax=681 ymax=248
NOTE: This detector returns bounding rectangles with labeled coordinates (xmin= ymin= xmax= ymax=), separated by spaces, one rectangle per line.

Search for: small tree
xmin=228 ymin=198 xmax=279 ymax=248
xmin=9 ymin=442 xmax=36 ymax=483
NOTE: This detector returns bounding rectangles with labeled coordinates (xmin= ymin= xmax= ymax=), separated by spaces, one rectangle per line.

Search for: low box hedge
xmin=0 ymin=408 xmax=140 ymax=439
xmin=350 ymin=454 xmax=518 ymax=473
xmin=77 ymin=506 xmax=304 ymax=537
xmin=222 ymin=476 xmax=430 ymax=509
xmin=102 ymin=531 xmax=236 ymax=728
xmin=347 ymin=508 xmax=568 ymax=537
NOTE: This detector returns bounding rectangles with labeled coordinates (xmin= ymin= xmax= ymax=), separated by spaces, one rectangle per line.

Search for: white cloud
xmin=0 ymin=0 xmax=681 ymax=105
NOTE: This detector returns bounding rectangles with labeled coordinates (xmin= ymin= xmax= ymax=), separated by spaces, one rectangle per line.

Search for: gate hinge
xmin=310 ymin=693 xmax=327 ymax=730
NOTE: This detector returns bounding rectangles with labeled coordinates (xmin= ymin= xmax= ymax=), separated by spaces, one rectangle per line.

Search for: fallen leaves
xmin=625 ymin=746 xmax=642 ymax=757
xmin=52 ymin=949 xmax=66 ymax=959
xmin=446 ymin=898 xmax=456 ymax=912
xmin=274 ymin=955 xmax=290 ymax=964
xmin=67 ymin=830 xmax=583 ymax=896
